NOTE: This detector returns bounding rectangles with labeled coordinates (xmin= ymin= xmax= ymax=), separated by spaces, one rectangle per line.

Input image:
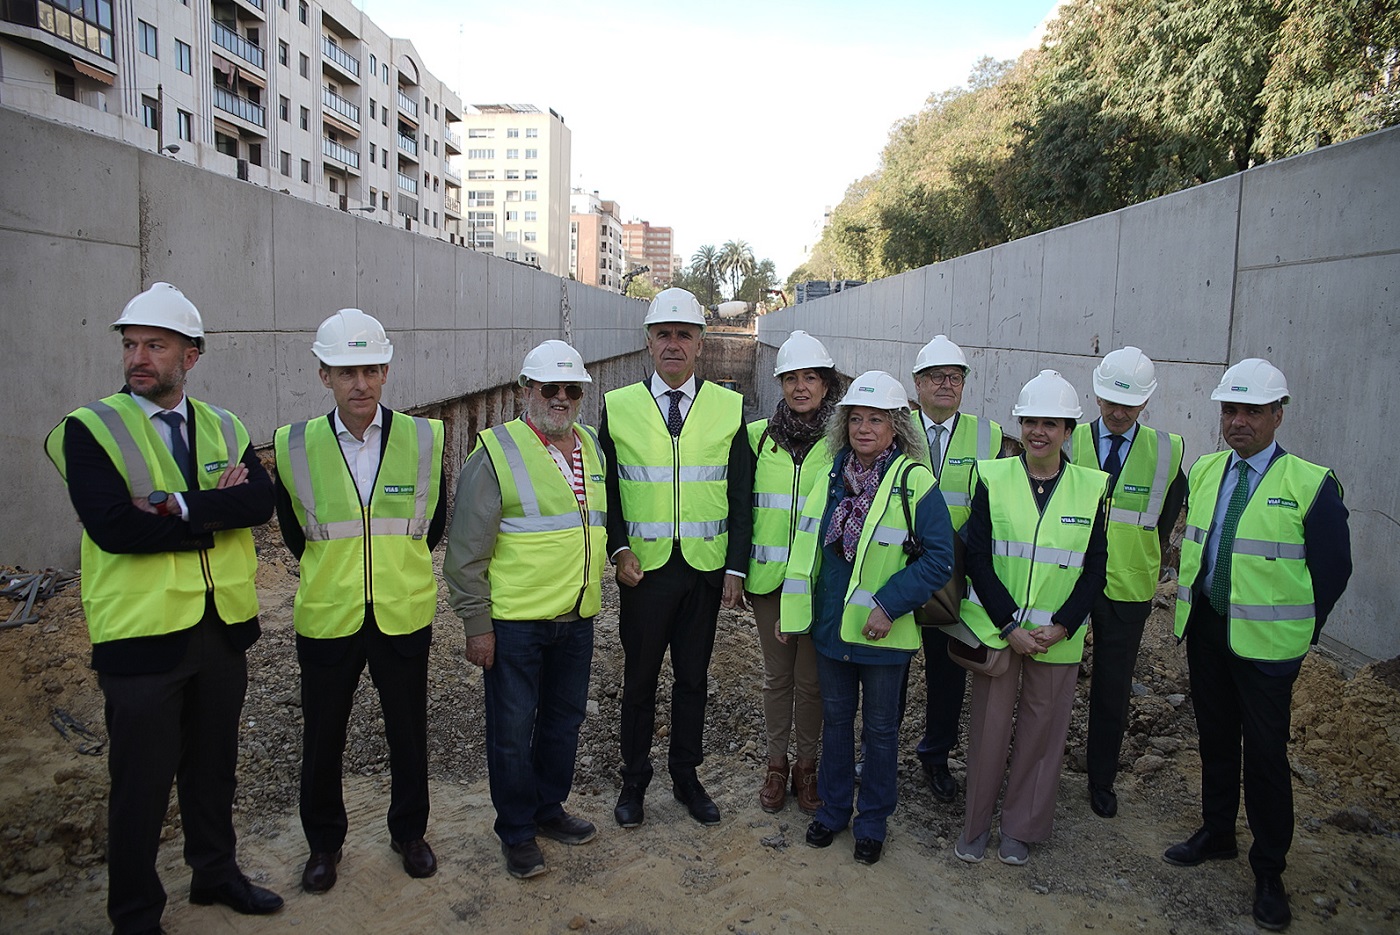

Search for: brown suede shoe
xmin=792 ymin=760 xmax=823 ymax=816
xmin=759 ymin=759 xmax=789 ymax=813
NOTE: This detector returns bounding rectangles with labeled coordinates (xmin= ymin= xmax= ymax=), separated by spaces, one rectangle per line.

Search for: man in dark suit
xmin=45 ymin=282 xmax=282 ymax=935
xmin=600 ymin=288 xmax=752 ymax=829
xmin=274 ymin=309 xmax=446 ymax=893
xmin=1165 ymin=358 xmax=1351 ymax=932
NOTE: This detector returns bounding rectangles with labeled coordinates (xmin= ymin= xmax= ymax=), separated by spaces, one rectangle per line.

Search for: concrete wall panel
xmin=199 ymin=332 xmax=283 ymax=443
xmin=948 ymin=249 xmax=993 ymax=348
xmin=916 ymin=265 xmax=953 ymax=344
xmin=1040 ymin=214 xmax=1118 ymax=357
xmin=987 ymin=235 xmax=1042 ymax=350
xmin=412 ymin=238 xmax=457 ymax=330
xmin=273 ymin=198 xmax=359 ymax=331
xmin=454 ymin=248 xmax=490 ymax=329
xmin=354 ymin=216 xmax=414 ymax=329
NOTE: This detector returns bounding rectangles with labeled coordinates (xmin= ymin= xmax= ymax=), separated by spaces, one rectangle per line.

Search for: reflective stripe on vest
xmin=934 ymin=413 xmax=1002 ymax=528
xmin=746 ymin=418 xmax=836 ymax=592
xmin=1174 ymin=450 xmax=1331 ymax=661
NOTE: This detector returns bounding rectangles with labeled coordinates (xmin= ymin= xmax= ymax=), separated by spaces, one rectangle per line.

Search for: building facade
xmin=569 ymin=189 xmax=626 ymax=292
xmin=621 ymin=220 xmax=673 ymax=286
xmin=1 ymin=0 xmax=464 ymax=242
xmin=460 ymin=103 xmax=571 ymax=276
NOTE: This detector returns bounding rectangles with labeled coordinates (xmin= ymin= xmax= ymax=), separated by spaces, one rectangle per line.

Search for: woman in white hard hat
xmin=779 ymin=371 xmax=953 ymax=866
xmin=746 ymin=332 xmax=843 ymax=817
xmin=954 ymin=370 xmax=1109 ymax=866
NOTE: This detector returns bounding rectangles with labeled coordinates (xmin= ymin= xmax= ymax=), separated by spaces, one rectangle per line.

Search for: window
xmin=55 ymin=72 xmax=76 ymax=100
xmin=506 ymin=128 xmax=519 ymax=138
xmin=329 ymin=177 xmax=339 ymax=194
xmin=434 ymin=104 xmax=439 ymax=119
xmin=505 ymin=190 xmax=520 ymax=202
xmin=369 ymin=100 xmax=376 ymax=119
xmin=433 ymin=140 xmax=438 ymax=156
xmin=503 ymin=231 xmax=519 ymax=242
xmin=423 ymin=208 xmax=429 ymax=224
xmin=504 ymin=210 xmax=518 ymax=220
xmin=138 ymin=21 xmax=157 ymax=58
xmin=299 ymin=53 xmax=309 ymax=78
xmin=505 ymin=169 xmax=520 ymax=180
xmin=381 ymin=150 xmax=388 ymax=168
xmin=505 ymin=251 xmax=518 ymax=261
xmin=467 ymin=170 xmax=495 ymax=180
xmin=369 ymin=187 xmax=377 ymax=204
xmin=369 ymin=142 xmax=376 ymax=161
xmin=468 ymin=190 xmax=494 ymax=206
xmin=177 ymin=110 xmax=192 ymax=141
xmin=140 ymin=95 xmax=158 ymax=130
xmin=433 ymin=211 xmax=438 ymax=227
xmin=524 ymin=210 xmax=537 ymax=222
xmin=298 ymin=1 xmax=308 ymax=25
xmin=278 ymin=41 xmax=288 ymax=66
xmin=526 ymin=128 xmax=538 ymax=138
xmin=505 ymin=149 xmax=518 ymax=159
xmin=280 ymin=0 xmax=287 ymax=8
xmin=299 ymin=107 xmax=309 ymax=130
xmin=524 ymin=169 xmax=538 ymax=180
xmin=382 ymin=63 xmax=389 ymax=84
xmin=279 ymin=96 xmax=289 ymax=121
xmin=382 ymin=192 xmax=390 ymax=211
xmin=215 ymin=132 xmax=237 ymax=157
xmin=369 ymin=53 xmax=377 ymax=74
xmin=525 ymin=253 xmax=537 ymax=265
xmin=381 ymin=108 xmax=388 ymax=126
xmin=248 ymin=144 xmax=262 ymax=167
xmin=524 ymin=149 xmax=537 ymax=159
xmin=524 ymin=190 xmax=538 ymax=201
xmin=301 ymin=159 xmax=310 ymax=183
xmin=176 ymin=40 xmax=191 ymax=74
xmin=467 ymin=149 xmax=494 ymax=159
xmin=468 ymin=128 xmax=492 ymax=138
xmin=280 ymin=151 xmax=291 ymax=176
xmin=524 ymin=231 xmax=537 ymax=242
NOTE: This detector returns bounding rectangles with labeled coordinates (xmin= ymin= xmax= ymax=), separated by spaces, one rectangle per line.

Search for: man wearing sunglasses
xmin=445 ymin=340 xmax=606 ymax=879
xmin=601 ymin=288 xmax=753 ymax=830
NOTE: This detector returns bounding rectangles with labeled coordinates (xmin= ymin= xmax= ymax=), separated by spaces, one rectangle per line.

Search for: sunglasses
xmin=536 ymin=382 xmax=584 ymax=400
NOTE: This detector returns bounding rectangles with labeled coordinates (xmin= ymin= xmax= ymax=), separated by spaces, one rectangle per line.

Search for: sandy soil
xmin=2 ymin=530 xmax=1398 ymax=935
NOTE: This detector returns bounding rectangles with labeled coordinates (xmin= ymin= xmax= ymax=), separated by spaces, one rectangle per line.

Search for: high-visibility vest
xmin=779 ymin=453 xmax=936 ymax=652
xmin=477 ymin=418 xmax=607 ymax=621
xmin=960 ymin=458 xmax=1109 ymax=664
xmin=1175 ymin=450 xmax=1333 ymax=661
xmin=44 ymin=393 xmax=259 ymax=644
xmin=605 ymin=381 xmax=743 ymax=572
xmin=1069 ymin=421 xmax=1184 ymax=602
xmin=274 ymin=411 xmax=444 ymax=638
xmin=928 ymin=412 xmax=1004 ymax=531
xmin=745 ymin=419 xmax=834 ymax=594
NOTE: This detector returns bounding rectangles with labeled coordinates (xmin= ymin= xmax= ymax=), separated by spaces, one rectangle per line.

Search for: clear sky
xmin=365 ymin=1 xmax=1059 ymax=278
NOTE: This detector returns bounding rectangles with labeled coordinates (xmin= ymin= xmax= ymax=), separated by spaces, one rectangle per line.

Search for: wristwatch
xmin=147 ymin=490 xmax=180 ymax=517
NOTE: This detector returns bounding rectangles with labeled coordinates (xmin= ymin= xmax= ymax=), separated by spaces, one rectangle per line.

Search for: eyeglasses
xmin=920 ymin=371 xmax=965 ymax=387
xmin=537 ymin=383 xmax=584 ymax=400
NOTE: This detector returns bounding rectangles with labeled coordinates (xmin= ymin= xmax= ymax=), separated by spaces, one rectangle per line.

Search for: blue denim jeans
xmin=813 ymin=651 xmax=906 ymax=842
xmin=483 ymin=618 xmax=594 ymax=846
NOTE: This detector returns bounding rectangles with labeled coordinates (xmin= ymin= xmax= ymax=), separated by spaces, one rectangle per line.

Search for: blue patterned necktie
xmin=1102 ymin=433 xmax=1126 ymax=479
xmin=156 ymin=411 xmax=194 ymax=487
xmin=665 ymin=390 xmax=684 ymax=437
xmin=1209 ymin=460 xmax=1252 ymax=616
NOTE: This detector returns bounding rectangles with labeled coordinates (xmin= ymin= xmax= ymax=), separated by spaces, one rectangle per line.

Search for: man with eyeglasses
xmin=908 ymin=335 xmax=1005 ymax=804
xmin=445 ymin=340 xmax=606 ymax=879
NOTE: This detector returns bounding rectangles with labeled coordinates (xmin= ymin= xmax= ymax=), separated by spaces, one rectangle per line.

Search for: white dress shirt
xmin=920 ymin=411 xmax=957 ymax=468
xmin=333 ymin=406 xmax=384 ymax=506
xmin=650 ymin=372 xmax=697 ymax=421
xmin=131 ymin=391 xmax=191 ymax=519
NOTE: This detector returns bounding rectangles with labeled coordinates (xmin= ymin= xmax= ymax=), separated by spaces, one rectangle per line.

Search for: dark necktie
xmin=157 ymin=411 xmax=195 ymax=488
xmin=928 ymin=424 xmax=945 ymax=480
xmin=1102 ymin=433 xmax=1126 ymax=479
xmin=665 ymin=390 xmax=684 ymax=437
xmin=1209 ymin=460 xmax=1252 ymax=616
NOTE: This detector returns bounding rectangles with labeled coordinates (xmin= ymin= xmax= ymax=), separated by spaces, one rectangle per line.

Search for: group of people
xmin=47 ymin=283 xmax=1350 ymax=935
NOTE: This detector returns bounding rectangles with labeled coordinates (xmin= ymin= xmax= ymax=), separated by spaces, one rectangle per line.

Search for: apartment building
xmin=622 ymin=220 xmax=674 ymax=286
xmin=1 ymin=0 xmax=465 ymax=242
xmin=461 ymin=104 xmax=571 ymax=277
xmin=569 ymin=189 xmax=627 ymax=292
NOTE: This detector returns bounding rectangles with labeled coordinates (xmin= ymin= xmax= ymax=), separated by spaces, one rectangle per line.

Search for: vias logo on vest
xmin=1060 ymin=516 xmax=1092 ymax=526
xmin=1266 ymin=497 xmax=1298 ymax=509
xmin=382 ymin=484 xmax=415 ymax=495
xmin=203 ymin=460 xmax=229 ymax=474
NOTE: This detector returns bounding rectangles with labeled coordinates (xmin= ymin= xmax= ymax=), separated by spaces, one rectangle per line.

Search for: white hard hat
xmin=111 ymin=282 xmax=205 ymax=353
xmin=774 ymin=330 xmax=835 ymax=376
xmin=1093 ymin=346 xmax=1158 ymax=406
xmin=912 ymin=334 xmax=968 ymax=374
xmin=643 ymin=288 xmax=707 ymax=329
xmin=518 ymin=339 xmax=592 ymax=385
xmin=1211 ymin=358 xmax=1290 ymax=405
xmin=1013 ymin=370 xmax=1084 ymax=419
xmin=837 ymin=371 xmax=909 ymax=411
xmin=312 ymin=308 xmax=394 ymax=366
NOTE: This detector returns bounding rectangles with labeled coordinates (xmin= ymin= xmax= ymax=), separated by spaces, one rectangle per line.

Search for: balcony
xmin=321 ymin=36 xmax=359 ymax=79
xmin=443 ymin=127 xmax=462 ymax=153
xmin=238 ymin=0 xmax=264 ymax=10
xmin=397 ymin=173 xmax=418 ymax=194
xmin=212 ymin=20 xmax=264 ymax=70
xmin=444 ymin=194 xmax=461 ymax=215
xmin=396 ymin=132 xmax=418 ymax=159
xmin=443 ymin=163 xmax=461 ymax=184
xmin=322 ymin=137 xmax=360 ymax=170
xmin=322 ymin=87 xmax=359 ymax=125
xmin=396 ymin=89 xmax=418 ymax=120
xmin=213 ymin=86 xmax=265 ymax=127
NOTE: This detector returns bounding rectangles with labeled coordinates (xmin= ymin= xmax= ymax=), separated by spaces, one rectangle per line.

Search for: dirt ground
xmin=2 ymin=527 xmax=1398 ymax=935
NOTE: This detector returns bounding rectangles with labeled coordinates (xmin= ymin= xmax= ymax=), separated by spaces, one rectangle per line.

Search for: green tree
xmin=736 ymin=258 xmax=778 ymax=305
xmin=719 ymin=240 xmax=755 ymax=301
xmin=689 ymin=245 xmax=722 ymax=306
xmin=626 ymin=275 xmax=659 ymax=301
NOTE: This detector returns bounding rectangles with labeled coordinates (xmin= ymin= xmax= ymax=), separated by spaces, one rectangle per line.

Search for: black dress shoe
xmin=805 ymin=819 xmax=835 ymax=848
xmin=502 ymin=838 xmax=548 ymax=879
xmin=1089 ymin=784 xmax=1118 ymax=818
xmin=538 ymin=813 xmax=597 ymax=845
xmin=189 ymin=875 xmax=284 ymax=914
xmin=1253 ymin=874 xmax=1291 ymax=931
xmin=672 ymin=776 xmax=721 ymax=826
xmin=301 ymin=849 xmax=342 ymax=893
xmin=853 ymin=838 xmax=883 ymax=865
xmin=614 ymin=784 xmax=645 ymax=828
xmin=923 ymin=763 xmax=957 ymax=804
xmin=1162 ymin=827 xmax=1238 ymax=866
xmin=391 ymin=838 xmax=438 ymax=878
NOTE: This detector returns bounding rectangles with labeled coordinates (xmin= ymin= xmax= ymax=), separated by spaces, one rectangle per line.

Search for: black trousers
xmin=914 ymin=625 xmax=969 ymax=767
xmin=98 ymin=610 xmax=246 ymax=935
xmin=1185 ymin=598 xmax=1299 ymax=877
xmin=1085 ymin=594 xmax=1153 ymax=789
xmin=298 ymin=616 xmax=430 ymax=852
xmin=617 ymin=551 xmax=722 ymax=787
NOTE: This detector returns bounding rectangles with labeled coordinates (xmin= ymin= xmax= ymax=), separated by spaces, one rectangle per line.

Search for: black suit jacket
xmin=60 ymin=388 xmax=275 ymax=674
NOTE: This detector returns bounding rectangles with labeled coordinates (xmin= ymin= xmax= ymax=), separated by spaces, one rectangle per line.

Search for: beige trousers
xmin=750 ymin=589 xmax=822 ymax=762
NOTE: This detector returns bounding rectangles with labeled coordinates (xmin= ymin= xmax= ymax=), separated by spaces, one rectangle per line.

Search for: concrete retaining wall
xmin=757 ymin=126 xmax=1400 ymax=662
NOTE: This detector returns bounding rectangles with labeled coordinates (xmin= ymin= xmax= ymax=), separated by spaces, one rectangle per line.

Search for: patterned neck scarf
xmin=767 ymin=398 xmax=833 ymax=461
xmin=824 ymin=445 xmax=896 ymax=563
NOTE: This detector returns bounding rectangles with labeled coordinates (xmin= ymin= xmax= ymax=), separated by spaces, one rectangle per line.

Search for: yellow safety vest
xmin=44 ymin=393 xmax=260 ymax=644
xmin=745 ymin=419 xmax=834 ymax=594
xmin=477 ymin=418 xmax=607 ymax=621
xmin=605 ymin=381 xmax=743 ymax=572
xmin=925 ymin=411 xmax=1003 ymax=531
xmin=274 ymin=411 xmax=444 ymax=638
xmin=1175 ymin=450 xmax=1332 ymax=661
xmin=960 ymin=458 xmax=1109 ymax=664
xmin=779 ymin=454 xmax=936 ymax=652
xmin=1069 ymin=422 xmax=1184 ymax=602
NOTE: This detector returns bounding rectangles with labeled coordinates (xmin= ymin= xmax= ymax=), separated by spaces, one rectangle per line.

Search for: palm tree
xmin=719 ymin=240 xmax=755 ymax=301
xmin=690 ymin=245 xmax=721 ymax=307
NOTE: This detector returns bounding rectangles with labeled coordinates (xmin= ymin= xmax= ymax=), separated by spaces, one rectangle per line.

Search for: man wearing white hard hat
xmin=601 ymin=288 xmax=752 ymax=829
xmin=1164 ymin=358 xmax=1351 ymax=932
xmin=273 ymin=309 xmax=447 ymax=892
xmin=1070 ymin=347 xmax=1185 ymax=820
xmin=444 ymin=340 xmax=605 ymax=879
xmin=908 ymin=334 xmax=1007 ymax=804
xmin=45 ymin=283 xmax=283 ymax=932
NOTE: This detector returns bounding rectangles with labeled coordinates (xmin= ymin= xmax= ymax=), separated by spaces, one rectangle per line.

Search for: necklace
xmin=1026 ymin=464 xmax=1061 ymax=494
